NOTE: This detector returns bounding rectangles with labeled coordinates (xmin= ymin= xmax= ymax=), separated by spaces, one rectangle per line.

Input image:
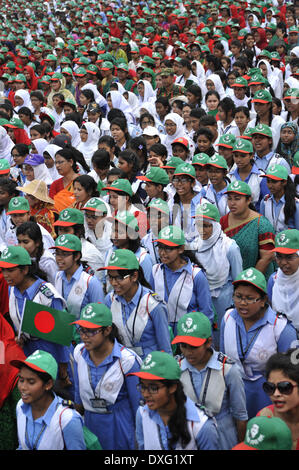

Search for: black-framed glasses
xmin=262 ymin=381 xmax=298 ymax=396
xmin=172 ymin=177 xmax=191 ymax=184
xmin=107 ymin=273 xmax=130 ymax=283
xmin=157 ymin=243 xmax=178 ymax=252
xmin=137 ymin=383 xmax=166 ymax=394
xmin=77 ymin=326 xmax=104 ymax=337
xmin=233 ymin=294 xmax=262 ymax=305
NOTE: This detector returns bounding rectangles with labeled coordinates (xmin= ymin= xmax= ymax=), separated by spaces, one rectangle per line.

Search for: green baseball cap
xmin=52 ymin=234 xmax=82 ymax=252
xmin=231 ymin=76 xmax=248 ymax=87
xmin=207 ymin=154 xmax=228 ymax=170
xmin=155 ymin=225 xmax=185 ymax=246
xmin=192 ymin=153 xmax=210 ymax=166
xmin=108 ymin=210 xmax=139 ymax=232
xmin=252 ymin=89 xmax=272 ymax=103
xmin=172 ymin=311 xmax=212 ymax=347
xmin=251 ymin=123 xmax=272 ymax=138
xmin=101 ymin=61 xmax=114 ymax=70
xmin=217 ymin=134 xmax=237 ymax=149
xmin=248 ymin=73 xmax=268 ymax=86
xmin=292 ymin=151 xmax=299 ymax=175
xmin=54 ymin=208 xmax=84 ymax=227
xmin=10 ymin=350 xmax=58 ymax=381
xmin=0 ymin=158 xmax=10 ymax=174
xmin=72 ymin=302 xmax=112 ymax=328
xmin=7 ymin=196 xmax=30 ymax=214
xmin=193 ymin=202 xmax=221 ymax=222
xmin=129 ymin=351 xmax=181 ymax=381
xmin=147 ymin=198 xmax=170 ymax=215
xmin=260 ymin=163 xmax=288 ymax=181
xmin=232 ymin=416 xmax=292 ymax=450
xmin=232 ymin=138 xmax=253 ymax=153
xmin=272 ymin=229 xmax=299 ymax=254
xmin=103 ymin=178 xmax=133 ymax=197
xmin=174 ymin=163 xmax=196 ymax=179
xmin=99 ymin=248 xmax=139 ymax=271
xmin=73 ymin=67 xmax=87 ymax=76
xmin=83 ymin=197 xmax=108 ymax=214
xmin=162 ymin=156 xmax=184 ymax=169
xmin=137 ymin=167 xmax=169 ymax=185
xmin=0 ymin=245 xmax=31 ymax=268
xmin=283 ymin=88 xmax=299 ymax=100
xmin=233 ymin=267 xmax=267 ymax=294
xmin=225 ymin=180 xmax=252 ymax=196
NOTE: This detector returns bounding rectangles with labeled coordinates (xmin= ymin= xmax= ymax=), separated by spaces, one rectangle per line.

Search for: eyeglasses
xmin=137 ymin=383 xmax=166 ymax=394
xmin=233 ymin=293 xmax=262 ymax=304
xmin=55 ymin=160 xmax=67 ymax=166
xmin=85 ymin=212 xmax=104 ymax=220
xmin=77 ymin=326 xmax=104 ymax=337
xmin=107 ymin=273 xmax=130 ymax=283
xmin=262 ymin=381 xmax=298 ymax=396
xmin=157 ymin=243 xmax=178 ymax=252
xmin=172 ymin=177 xmax=191 ymax=184
xmin=55 ymin=250 xmax=73 ymax=258
xmin=275 ymin=253 xmax=299 ymax=262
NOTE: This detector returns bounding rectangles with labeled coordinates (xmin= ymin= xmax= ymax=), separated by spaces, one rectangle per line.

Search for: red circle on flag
xmin=34 ymin=311 xmax=55 ymax=334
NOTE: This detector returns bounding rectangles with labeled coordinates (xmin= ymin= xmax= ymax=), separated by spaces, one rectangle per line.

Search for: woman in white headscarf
xmin=191 ymin=202 xmax=243 ymax=347
xmin=77 ymin=122 xmax=100 ymax=167
xmin=191 ymin=60 xmax=207 ymax=95
xmin=30 ymin=138 xmax=49 ymax=156
xmin=0 ymin=126 xmax=15 ymax=164
xmin=106 ymin=90 xmax=135 ymax=124
xmin=205 ymin=73 xmax=226 ymax=100
xmin=60 ymin=120 xmax=81 ymax=147
xmin=162 ymin=112 xmax=195 ymax=157
xmin=124 ymin=90 xmax=140 ymax=118
xmin=81 ymin=83 xmax=107 ymax=115
xmin=137 ymin=79 xmax=156 ymax=105
xmin=14 ymin=90 xmax=33 ymax=113
xmin=43 ymin=144 xmax=62 ymax=181
xmin=257 ymin=59 xmax=282 ymax=99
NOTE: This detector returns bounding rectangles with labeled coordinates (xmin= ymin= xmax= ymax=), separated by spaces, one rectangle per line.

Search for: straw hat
xmin=17 ymin=180 xmax=54 ymax=204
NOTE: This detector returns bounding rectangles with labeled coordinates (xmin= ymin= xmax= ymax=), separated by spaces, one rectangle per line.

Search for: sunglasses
xmin=262 ymin=381 xmax=298 ymax=396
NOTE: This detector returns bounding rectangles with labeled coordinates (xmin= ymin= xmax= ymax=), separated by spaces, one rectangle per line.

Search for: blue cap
xmin=24 ymin=154 xmax=45 ymax=166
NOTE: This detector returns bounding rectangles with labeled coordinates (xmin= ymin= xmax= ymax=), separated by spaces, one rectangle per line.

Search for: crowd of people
xmin=0 ymin=0 xmax=299 ymax=452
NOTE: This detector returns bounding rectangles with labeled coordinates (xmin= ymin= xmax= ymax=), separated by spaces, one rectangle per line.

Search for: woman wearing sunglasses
xmin=72 ymin=302 xmax=142 ymax=450
xmin=257 ymin=349 xmax=299 ymax=450
xmin=130 ymin=350 xmax=219 ymax=450
xmin=220 ymin=267 xmax=297 ymax=419
xmin=102 ymin=249 xmax=172 ymax=360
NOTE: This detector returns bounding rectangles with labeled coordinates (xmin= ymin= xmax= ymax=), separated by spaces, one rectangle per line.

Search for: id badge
xmin=90 ymin=398 xmax=110 ymax=414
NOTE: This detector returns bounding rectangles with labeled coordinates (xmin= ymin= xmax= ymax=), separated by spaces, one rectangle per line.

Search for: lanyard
xmin=237 ymin=325 xmax=264 ymax=363
xmin=271 ymin=198 xmax=284 ymax=233
xmin=25 ymin=417 xmax=47 ymax=450
xmin=163 ymin=267 xmax=188 ymax=324
xmin=121 ymin=287 xmax=144 ymax=344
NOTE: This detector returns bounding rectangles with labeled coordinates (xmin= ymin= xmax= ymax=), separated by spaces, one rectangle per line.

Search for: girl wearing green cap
xmin=72 ymin=303 xmax=142 ymax=450
xmin=132 ymin=351 xmax=219 ymax=450
xmin=220 ymin=267 xmax=297 ymax=418
xmin=200 ymin=154 xmax=230 ymax=217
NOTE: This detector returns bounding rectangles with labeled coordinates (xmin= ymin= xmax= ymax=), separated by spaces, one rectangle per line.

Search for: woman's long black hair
xmin=282 ymin=176 xmax=299 ymax=225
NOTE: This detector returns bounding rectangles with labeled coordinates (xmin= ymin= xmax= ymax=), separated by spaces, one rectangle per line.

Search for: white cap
xmin=142 ymin=126 xmax=160 ymax=137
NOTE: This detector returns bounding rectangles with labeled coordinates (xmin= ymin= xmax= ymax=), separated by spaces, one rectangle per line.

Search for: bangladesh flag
xmin=20 ymin=300 xmax=76 ymax=346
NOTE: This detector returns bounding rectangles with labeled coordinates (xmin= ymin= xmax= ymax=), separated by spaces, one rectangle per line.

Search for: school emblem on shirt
xmin=75 ymin=286 xmax=83 ymax=295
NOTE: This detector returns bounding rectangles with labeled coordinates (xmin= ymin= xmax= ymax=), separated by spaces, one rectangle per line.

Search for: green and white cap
xmin=128 ymin=351 xmax=181 ymax=381
xmin=225 ymin=180 xmax=252 ymax=196
xmin=10 ymin=350 xmax=58 ymax=381
xmin=272 ymin=229 xmax=299 ymax=254
xmin=192 ymin=153 xmax=210 ymax=166
xmin=72 ymin=303 xmax=112 ymax=328
xmin=207 ymin=154 xmax=228 ymax=170
xmin=108 ymin=210 xmax=139 ymax=232
xmin=232 ymin=267 xmax=267 ymax=294
xmin=174 ymin=163 xmax=196 ymax=179
xmin=232 ymin=416 xmax=292 ymax=451
xmin=216 ymin=134 xmax=236 ymax=149
xmin=147 ymin=198 xmax=170 ymax=215
xmin=83 ymin=197 xmax=108 ymax=213
xmin=261 ymin=164 xmax=288 ymax=181
xmin=99 ymin=248 xmax=139 ymax=271
xmin=251 ymin=123 xmax=272 ymax=138
xmin=193 ymin=202 xmax=220 ymax=222
xmin=0 ymin=158 xmax=10 ymax=174
xmin=54 ymin=208 xmax=84 ymax=226
xmin=155 ymin=225 xmax=185 ymax=246
xmin=103 ymin=178 xmax=133 ymax=197
xmin=0 ymin=246 xmax=32 ymax=268
xmin=252 ymin=89 xmax=272 ymax=103
xmin=162 ymin=156 xmax=184 ymax=169
xmin=233 ymin=138 xmax=253 ymax=153
xmin=7 ymin=196 xmax=30 ymax=214
xmin=137 ymin=167 xmax=169 ymax=185
xmin=172 ymin=312 xmax=212 ymax=347
xmin=52 ymin=234 xmax=82 ymax=252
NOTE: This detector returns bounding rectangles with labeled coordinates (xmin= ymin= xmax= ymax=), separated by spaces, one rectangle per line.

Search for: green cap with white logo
xmin=233 ymin=267 xmax=267 ymax=294
xmin=217 ymin=134 xmax=237 ymax=149
xmin=99 ymin=248 xmax=139 ymax=271
xmin=147 ymin=198 xmax=170 ymax=215
xmin=137 ymin=167 xmax=169 ymax=185
xmin=52 ymin=234 xmax=82 ymax=252
xmin=193 ymin=202 xmax=221 ymax=222
xmin=252 ymin=89 xmax=272 ymax=103
xmin=225 ymin=180 xmax=252 ymax=196
xmin=251 ymin=123 xmax=272 ymax=138
xmin=172 ymin=312 xmax=212 ymax=347
xmin=7 ymin=196 xmax=30 ymax=214
xmin=0 ymin=246 xmax=31 ymax=268
xmin=155 ymin=225 xmax=185 ymax=246
xmin=260 ymin=164 xmax=289 ymax=181
xmin=272 ymin=229 xmax=299 ymax=254
xmin=129 ymin=351 xmax=181 ymax=381
xmin=174 ymin=163 xmax=196 ymax=179
xmin=108 ymin=210 xmax=139 ymax=232
xmin=233 ymin=138 xmax=253 ymax=154
xmin=103 ymin=178 xmax=133 ymax=197
xmin=10 ymin=350 xmax=58 ymax=381
xmin=54 ymin=208 xmax=84 ymax=226
xmin=207 ymin=154 xmax=228 ymax=170
xmin=192 ymin=153 xmax=210 ymax=166
xmin=72 ymin=303 xmax=112 ymax=328
xmin=83 ymin=197 xmax=108 ymax=213
xmin=232 ymin=416 xmax=292 ymax=450
xmin=0 ymin=158 xmax=10 ymax=174
xmin=162 ymin=156 xmax=184 ymax=169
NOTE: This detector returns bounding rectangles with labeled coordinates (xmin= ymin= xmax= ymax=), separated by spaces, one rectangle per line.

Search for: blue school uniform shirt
xmin=73 ymin=339 xmax=141 ymax=450
xmin=9 ymin=278 xmax=68 ymax=363
xmin=149 ymin=257 xmax=214 ymax=332
xmin=59 ymin=264 xmax=105 ymax=307
xmin=17 ymin=394 xmax=86 ymax=450
xmin=254 ymin=152 xmax=290 ymax=208
xmin=259 ymin=194 xmax=299 ymax=232
xmin=135 ymin=397 xmax=220 ymax=450
xmin=105 ymin=283 xmax=172 ymax=359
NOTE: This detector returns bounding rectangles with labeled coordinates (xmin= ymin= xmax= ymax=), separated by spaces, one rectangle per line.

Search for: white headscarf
xmin=32 ymin=162 xmax=53 ymax=185
xmin=257 ymin=60 xmax=282 ymax=98
xmin=43 ymin=144 xmax=62 ymax=181
xmin=60 ymin=120 xmax=81 ymax=147
xmin=162 ymin=112 xmax=194 ymax=155
xmin=272 ymin=263 xmax=299 ymax=330
xmin=125 ymin=91 xmax=140 ymax=117
xmin=32 ymin=138 xmax=49 ymax=155
xmin=0 ymin=126 xmax=14 ymax=163
xmin=137 ymin=80 xmax=156 ymax=104
xmin=77 ymin=122 xmax=100 ymax=166
xmin=194 ymin=220 xmax=231 ymax=294
xmin=14 ymin=89 xmax=34 ymax=112
xmin=290 ymin=46 xmax=299 ymax=58
xmin=205 ymin=74 xmax=226 ymax=100
xmin=108 ymin=90 xmax=135 ymax=124
xmin=81 ymin=83 xmax=107 ymax=108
